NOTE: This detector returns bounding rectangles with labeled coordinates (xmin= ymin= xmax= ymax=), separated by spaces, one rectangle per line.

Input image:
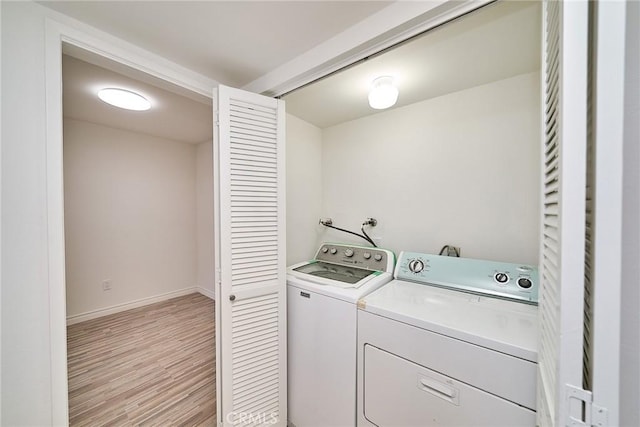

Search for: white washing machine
xmin=287 ymin=243 xmax=395 ymax=427
xmin=357 ymin=251 xmax=539 ymax=426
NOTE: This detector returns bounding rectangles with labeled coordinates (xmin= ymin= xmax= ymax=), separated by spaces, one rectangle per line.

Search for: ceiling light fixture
xmin=368 ymin=76 xmax=399 ymax=110
xmin=98 ymin=88 xmax=151 ymax=111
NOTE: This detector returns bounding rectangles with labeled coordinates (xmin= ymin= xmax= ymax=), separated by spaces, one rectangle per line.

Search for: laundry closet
xmin=283 ymin=2 xmax=543 ymax=426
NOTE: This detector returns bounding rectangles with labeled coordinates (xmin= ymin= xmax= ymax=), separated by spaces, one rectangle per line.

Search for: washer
xmin=287 ymin=243 xmax=395 ymax=427
xmin=357 ymin=251 xmax=539 ymax=426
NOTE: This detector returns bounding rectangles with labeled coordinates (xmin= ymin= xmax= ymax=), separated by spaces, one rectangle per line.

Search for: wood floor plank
xmin=67 ymin=293 xmax=216 ymax=426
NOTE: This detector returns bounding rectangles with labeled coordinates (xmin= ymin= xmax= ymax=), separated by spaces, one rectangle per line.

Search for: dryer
xmin=357 ymin=251 xmax=539 ymax=426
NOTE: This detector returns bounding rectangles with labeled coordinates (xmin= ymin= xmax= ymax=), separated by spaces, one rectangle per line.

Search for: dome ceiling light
xmin=98 ymin=88 xmax=151 ymax=111
xmin=368 ymin=76 xmax=399 ymax=110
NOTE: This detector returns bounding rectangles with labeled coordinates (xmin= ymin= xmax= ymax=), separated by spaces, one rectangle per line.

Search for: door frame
xmin=591 ymin=1 xmax=628 ymax=423
xmin=44 ymin=18 xmax=216 ymax=425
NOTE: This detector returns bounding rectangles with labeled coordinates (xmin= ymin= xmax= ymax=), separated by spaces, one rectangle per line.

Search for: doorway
xmin=61 ymin=46 xmax=216 ymax=424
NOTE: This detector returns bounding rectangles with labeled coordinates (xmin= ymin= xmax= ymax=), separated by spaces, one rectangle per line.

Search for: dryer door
xmin=363 ymin=345 xmax=535 ymax=426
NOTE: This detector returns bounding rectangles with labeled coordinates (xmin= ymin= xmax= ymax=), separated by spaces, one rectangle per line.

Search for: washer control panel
xmin=316 ymin=243 xmax=394 ymax=273
xmin=396 ymin=251 xmax=539 ymax=304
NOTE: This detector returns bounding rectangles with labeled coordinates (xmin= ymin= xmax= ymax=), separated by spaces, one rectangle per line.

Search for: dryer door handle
xmin=418 ymin=375 xmax=459 ymax=404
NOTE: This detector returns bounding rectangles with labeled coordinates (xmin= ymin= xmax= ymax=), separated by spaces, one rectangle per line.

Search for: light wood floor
xmin=67 ymin=293 xmax=216 ymax=426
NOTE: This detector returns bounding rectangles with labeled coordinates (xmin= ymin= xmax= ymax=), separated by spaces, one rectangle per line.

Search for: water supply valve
xmin=363 ymin=218 xmax=377 ymax=227
xmin=319 ymin=218 xmax=333 ymax=226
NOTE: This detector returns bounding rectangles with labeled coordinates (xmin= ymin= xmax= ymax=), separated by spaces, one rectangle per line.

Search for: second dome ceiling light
xmin=368 ymin=76 xmax=398 ymax=110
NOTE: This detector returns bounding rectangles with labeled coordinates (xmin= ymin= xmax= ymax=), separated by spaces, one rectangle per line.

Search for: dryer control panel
xmin=395 ymin=251 xmax=539 ymax=305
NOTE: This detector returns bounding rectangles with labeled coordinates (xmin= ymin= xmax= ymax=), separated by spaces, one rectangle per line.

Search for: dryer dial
xmin=408 ymin=259 xmax=425 ymax=273
xmin=494 ymin=272 xmax=509 ymax=284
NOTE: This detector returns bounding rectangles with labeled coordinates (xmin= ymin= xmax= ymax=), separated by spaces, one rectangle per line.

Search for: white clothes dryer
xmin=357 ymin=251 xmax=539 ymax=426
xmin=287 ymin=243 xmax=395 ymax=427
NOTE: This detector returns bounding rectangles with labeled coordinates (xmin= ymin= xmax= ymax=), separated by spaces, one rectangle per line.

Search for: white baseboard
xmin=66 ymin=287 xmax=198 ymax=325
xmin=197 ymin=286 xmax=215 ymax=300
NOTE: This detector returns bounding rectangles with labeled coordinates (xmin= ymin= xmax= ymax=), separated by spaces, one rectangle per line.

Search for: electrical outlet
xmin=102 ymin=280 xmax=112 ymax=291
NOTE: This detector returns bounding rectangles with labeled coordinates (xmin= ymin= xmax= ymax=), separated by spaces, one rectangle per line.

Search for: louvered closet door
xmin=214 ymin=85 xmax=286 ymax=426
xmin=537 ymin=1 xmax=589 ymax=426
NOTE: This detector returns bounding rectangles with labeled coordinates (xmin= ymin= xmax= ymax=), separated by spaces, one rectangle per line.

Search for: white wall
xmin=196 ymin=141 xmax=215 ymax=296
xmin=320 ymin=72 xmax=541 ymax=264
xmin=63 ymin=119 xmax=197 ymax=317
xmin=285 ymin=114 xmax=324 ymax=265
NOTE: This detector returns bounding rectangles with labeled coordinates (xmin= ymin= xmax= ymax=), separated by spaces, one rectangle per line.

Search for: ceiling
xmin=284 ymin=1 xmax=542 ymax=129
xmin=63 ymin=54 xmax=213 ymax=144
xmin=40 ymin=1 xmax=392 ymax=88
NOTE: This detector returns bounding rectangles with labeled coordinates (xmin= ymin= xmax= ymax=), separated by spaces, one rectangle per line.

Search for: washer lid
xmin=288 ymin=261 xmax=385 ymax=289
xmin=360 ymin=279 xmax=538 ymax=362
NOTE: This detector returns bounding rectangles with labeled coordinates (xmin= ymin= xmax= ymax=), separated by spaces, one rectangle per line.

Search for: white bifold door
xmin=213 ymin=85 xmax=287 ymax=426
xmin=537 ymin=1 xmax=590 ymax=425
xmin=538 ymin=0 xmax=627 ymax=425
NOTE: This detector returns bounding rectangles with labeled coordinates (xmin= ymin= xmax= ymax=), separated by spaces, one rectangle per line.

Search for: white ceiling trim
xmin=243 ymin=0 xmax=492 ymax=97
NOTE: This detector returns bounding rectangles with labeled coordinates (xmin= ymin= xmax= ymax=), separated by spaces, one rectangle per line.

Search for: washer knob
xmin=344 ymin=249 xmax=354 ymax=257
xmin=363 ymin=252 xmax=372 ymax=260
xmin=330 ymin=248 xmax=337 ymax=255
xmin=321 ymin=247 xmax=329 ymax=253
xmin=374 ymin=254 xmax=383 ymax=262
xmin=408 ymin=259 xmax=425 ymax=273
xmin=494 ymin=272 xmax=509 ymax=284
